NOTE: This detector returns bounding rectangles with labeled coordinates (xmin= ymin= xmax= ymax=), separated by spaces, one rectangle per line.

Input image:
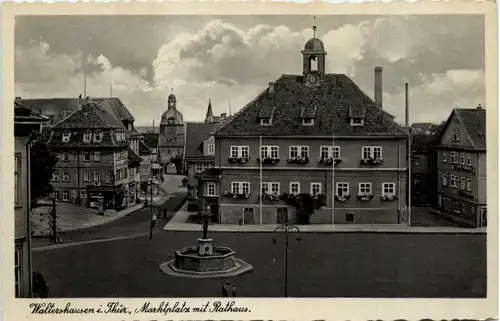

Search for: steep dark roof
xmin=456 ymin=108 xmax=486 ymax=150
xmin=126 ymin=129 xmax=142 ymax=137
xmin=128 ymin=147 xmax=142 ymax=167
xmin=52 ymin=102 xmax=125 ymax=129
xmin=412 ymin=134 xmax=437 ymax=153
xmin=213 ymin=74 xmax=406 ymax=137
xmin=198 ymin=167 xmax=222 ymax=179
xmin=139 ymin=140 xmax=152 ymax=156
xmin=93 ymin=98 xmax=134 ymax=121
xmin=14 ymin=101 xmax=49 ymax=123
xmin=185 ymin=122 xmax=220 ymax=159
xmin=142 ymin=133 xmax=160 ymax=148
xmin=20 ymin=97 xmax=134 ymax=124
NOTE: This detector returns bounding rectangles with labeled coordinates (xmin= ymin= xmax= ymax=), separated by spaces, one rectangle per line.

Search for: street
xmin=32 ymin=231 xmax=486 ymax=298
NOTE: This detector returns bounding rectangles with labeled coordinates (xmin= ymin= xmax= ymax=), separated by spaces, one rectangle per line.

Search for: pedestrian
xmin=231 ymin=284 xmax=237 ymax=297
xmin=221 ymin=281 xmax=231 ymax=297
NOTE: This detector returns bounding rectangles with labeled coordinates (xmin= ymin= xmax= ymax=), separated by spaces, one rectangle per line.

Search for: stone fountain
xmin=160 ymin=208 xmax=253 ymax=278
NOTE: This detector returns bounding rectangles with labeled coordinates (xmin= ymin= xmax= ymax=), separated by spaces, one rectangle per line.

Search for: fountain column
xmin=198 ymin=206 xmax=213 ymax=256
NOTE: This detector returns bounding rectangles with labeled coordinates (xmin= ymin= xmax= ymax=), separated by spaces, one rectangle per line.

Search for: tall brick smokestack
xmin=374 ymin=66 xmax=383 ymax=108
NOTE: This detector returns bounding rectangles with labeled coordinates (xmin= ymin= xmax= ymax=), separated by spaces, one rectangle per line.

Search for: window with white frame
xmin=290 ymin=182 xmax=300 ymax=194
xmin=62 ymin=191 xmax=70 ymax=201
xmin=351 ymin=118 xmax=364 ymax=126
xmin=289 ymin=146 xmax=309 ymax=158
xmin=53 ymin=190 xmax=60 ymax=200
xmin=262 ymin=182 xmax=280 ymax=195
xmin=93 ymin=171 xmax=100 ymax=182
xmin=460 ymin=153 xmax=465 ymax=165
xmin=311 ymin=182 xmax=322 ymax=196
xmin=83 ymin=132 xmax=92 ymax=143
xmin=230 ymin=146 xmax=249 ymax=159
xmin=450 ymin=175 xmax=458 ymax=188
xmin=14 ymin=154 xmax=20 ymax=206
xmin=61 ymin=153 xmax=69 ymax=161
xmin=362 ymin=146 xmax=371 ymax=159
xmin=467 ymin=154 xmax=472 ymax=166
xmin=452 ymin=129 xmax=460 ymax=142
xmin=261 ymin=145 xmax=279 ymax=159
xmin=94 ymin=152 xmax=100 ymax=161
xmin=62 ymin=172 xmax=70 ymax=182
xmin=207 ymin=144 xmax=215 ymax=155
xmin=62 ymin=132 xmax=71 ymax=143
xmin=382 ymin=183 xmax=396 ymax=196
xmin=231 ymin=182 xmax=250 ymax=195
xmin=320 ymin=146 xmax=340 ymax=159
xmin=358 ymin=182 xmax=372 ymax=195
xmin=94 ymin=132 xmax=103 ymax=142
xmin=452 ymin=201 xmax=462 ymax=213
xmin=15 ymin=248 xmax=21 ymax=297
xmin=52 ymin=171 xmax=60 ymax=182
xmin=302 ymin=118 xmax=314 ymax=125
xmin=84 ymin=171 xmax=91 ymax=182
xmin=336 ymin=182 xmax=349 ymax=196
xmin=442 ymin=152 xmax=447 ymax=163
xmin=442 ymin=174 xmax=447 ymax=186
xmin=83 ymin=153 xmax=91 ymax=162
xmin=207 ymin=183 xmax=216 ymax=196
xmin=460 ymin=177 xmax=465 ymax=190
xmin=373 ymin=147 xmax=382 ymax=159
xmin=196 ymin=164 xmax=204 ymax=173
xmin=450 ymin=152 xmax=458 ymax=164
xmin=467 ymin=178 xmax=472 ymax=192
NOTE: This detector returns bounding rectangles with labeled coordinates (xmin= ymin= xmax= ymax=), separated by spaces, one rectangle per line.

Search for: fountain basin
xmin=174 ymin=246 xmax=236 ymax=272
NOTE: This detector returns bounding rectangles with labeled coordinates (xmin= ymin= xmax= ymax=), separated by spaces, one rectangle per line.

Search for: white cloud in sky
xmin=15 ymin=17 xmax=484 ymax=126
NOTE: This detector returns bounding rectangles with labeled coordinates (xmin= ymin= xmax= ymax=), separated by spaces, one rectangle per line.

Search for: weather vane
xmin=313 ymin=16 xmax=317 ymax=38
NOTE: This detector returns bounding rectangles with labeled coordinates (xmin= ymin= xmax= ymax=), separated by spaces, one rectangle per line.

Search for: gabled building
xmin=141 ymin=132 xmax=163 ymax=180
xmin=411 ymin=133 xmax=439 ymax=206
xmin=436 ymin=105 xmax=487 ymax=227
xmin=159 ymin=92 xmax=185 ymax=161
xmin=47 ymin=100 xmax=130 ymax=210
xmin=14 ymin=99 xmax=50 ymax=297
xmin=204 ymin=26 xmax=408 ymax=225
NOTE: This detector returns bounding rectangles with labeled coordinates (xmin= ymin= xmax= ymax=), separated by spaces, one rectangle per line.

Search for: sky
xmin=14 ymin=15 xmax=485 ymax=126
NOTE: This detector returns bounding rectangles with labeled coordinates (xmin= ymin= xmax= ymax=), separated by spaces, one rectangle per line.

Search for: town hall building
xmin=199 ymin=25 xmax=409 ymax=225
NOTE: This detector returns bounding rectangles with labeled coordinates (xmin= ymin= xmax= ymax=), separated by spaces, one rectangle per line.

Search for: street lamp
xmin=272 ymin=220 xmax=302 ymax=298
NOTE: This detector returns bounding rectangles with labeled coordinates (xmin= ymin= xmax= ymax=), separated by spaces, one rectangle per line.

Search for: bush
xmin=182 ymin=178 xmax=188 ymax=186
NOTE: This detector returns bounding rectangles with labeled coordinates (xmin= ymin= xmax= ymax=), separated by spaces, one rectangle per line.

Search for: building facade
xmin=411 ymin=132 xmax=439 ymax=207
xmin=14 ymin=100 xmax=49 ymax=297
xmin=201 ymin=28 xmax=408 ymax=225
xmin=47 ymin=101 xmax=131 ymax=211
xmin=437 ymin=106 xmax=487 ymax=227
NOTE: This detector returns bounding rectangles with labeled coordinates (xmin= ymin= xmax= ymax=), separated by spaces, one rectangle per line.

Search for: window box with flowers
xmin=318 ymin=157 xmax=342 ymax=165
xmin=380 ymin=194 xmax=397 ymax=201
xmin=334 ymin=194 xmax=351 ymax=202
xmin=360 ymin=157 xmax=384 ymax=165
xmin=261 ymin=193 xmax=280 ymax=201
xmin=287 ymin=156 xmax=309 ymax=164
xmin=228 ymin=156 xmax=250 ymax=164
xmin=257 ymin=157 xmax=280 ymax=165
xmin=223 ymin=190 xmax=251 ymax=199
xmin=357 ymin=194 xmax=374 ymax=201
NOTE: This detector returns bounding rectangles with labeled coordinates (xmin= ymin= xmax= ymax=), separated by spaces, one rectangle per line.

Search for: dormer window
xmin=94 ymin=131 xmax=103 ymax=143
xmin=302 ymin=118 xmax=315 ymax=126
xmin=61 ymin=132 xmax=71 ymax=143
xmin=83 ymin=132 xmax=92 ymax=143
xmin=207 ymin=144 xmax=215 ymax=155
xmin=260 ymin=118 xmax=271 ymax=126
xmin=349 ymin=104 xmax=366 ymax=127
xmin=350 ymin=118 xmax=364 ymax=126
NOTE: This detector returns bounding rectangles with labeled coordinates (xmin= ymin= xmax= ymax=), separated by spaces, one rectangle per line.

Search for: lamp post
xmin=272 ymin=220 xmax=302 ymax=298
xmin=148 ymin=178 xmax=155 ymax=240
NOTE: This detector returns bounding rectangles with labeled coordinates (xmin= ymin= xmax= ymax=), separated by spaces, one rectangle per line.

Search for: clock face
xmin=307 ymin=74 xmax=318 ymax=84
xmin=167 ymin=118 xmax=175 ymax=124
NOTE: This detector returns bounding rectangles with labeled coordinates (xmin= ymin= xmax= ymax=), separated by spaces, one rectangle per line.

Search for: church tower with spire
xmin=301 ymin=16 xmax=327 ymax=86
xmin=204 ymin=98 xmax=214 ymax=123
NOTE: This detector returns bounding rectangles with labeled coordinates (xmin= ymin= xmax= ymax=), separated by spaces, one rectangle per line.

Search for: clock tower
xmin=301 ymin=19 xmax=326 ymax=87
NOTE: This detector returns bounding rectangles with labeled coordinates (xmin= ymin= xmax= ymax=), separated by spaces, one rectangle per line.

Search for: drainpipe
xmin=26 ymin=132 xmax=38 ymax=297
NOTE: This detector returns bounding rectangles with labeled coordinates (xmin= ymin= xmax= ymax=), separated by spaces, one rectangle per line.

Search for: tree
xmin=280 ymin=193 xmax=326 ymax=224
xmin=30 ymin=137 xmax=58 ymax=209
xmin=170 ymin=154 xmax=184 ymax=175
xmin=32 ymin=271 xmax=49 ymax=298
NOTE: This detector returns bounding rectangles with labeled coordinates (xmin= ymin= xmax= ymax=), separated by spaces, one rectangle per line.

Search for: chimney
xmin=268 ymin=82 xmax=275 ymax=93
xmin=15 ymin=96 xmax=21 ymax=101
xmin=220 ymin=113 xmax=227 ymax=120
xmin=374 ymin=66 xmax=383 ymax=108
xmin=477 ymin=103 xmax=483 ymax=110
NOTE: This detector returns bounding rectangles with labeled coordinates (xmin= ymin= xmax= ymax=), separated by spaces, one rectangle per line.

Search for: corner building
xmin=207 ymin=30 xmax=409 ymax=225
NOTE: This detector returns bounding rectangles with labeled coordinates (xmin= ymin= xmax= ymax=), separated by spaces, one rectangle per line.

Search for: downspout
xmin=26 ymin=132 xmax=37 ymax=297
xmin=397 ymin=138 xmax=401 ymax=223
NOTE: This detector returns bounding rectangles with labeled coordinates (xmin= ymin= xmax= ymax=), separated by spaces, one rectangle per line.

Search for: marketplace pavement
xmin=32 ymin=230 xmax=486 ymax=298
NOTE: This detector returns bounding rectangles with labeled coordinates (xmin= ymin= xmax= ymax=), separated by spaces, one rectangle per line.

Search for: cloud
xmin=15 ymin=16 xmax=485 ymax=126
